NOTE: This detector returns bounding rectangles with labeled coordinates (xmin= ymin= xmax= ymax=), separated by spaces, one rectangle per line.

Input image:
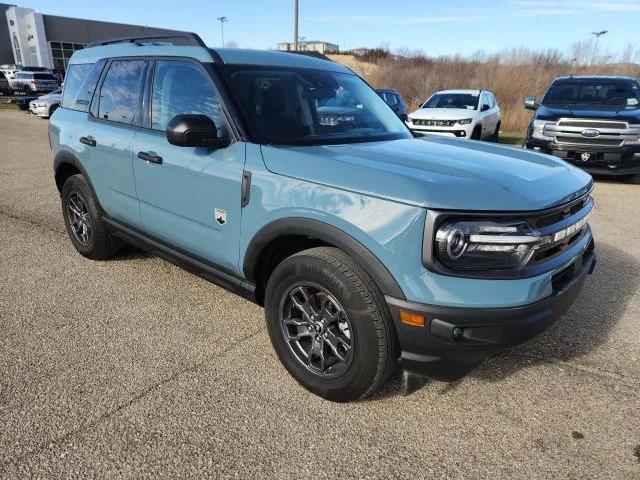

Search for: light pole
xmin=591 ymin=30 xmax=607 ymax=65
xmin=294 ymin=0 xmax=299 ymax=51
xmin=217 ymin=16 xmax=228 ymax=48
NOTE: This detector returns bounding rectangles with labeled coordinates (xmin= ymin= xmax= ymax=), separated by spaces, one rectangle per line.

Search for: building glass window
xmin=50 ymin=41 xmax=85 ymax=70
xmin=12 ymin=32 xmax=22 ymax=64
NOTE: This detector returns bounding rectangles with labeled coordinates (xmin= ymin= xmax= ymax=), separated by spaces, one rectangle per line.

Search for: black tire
xmin=265 ymin=247 xmax=398 ymax=402
xmin=48 ymin=104 xmax=58 ymax=117
xmin=620 ymin=173 xmax=640 ymax=184
xmin=492 ymin=121 xmax=501 ymax=141
xmin=61 ymin=174 xmax=120 ymax=260
xmin=471 ymin=125 xmax=482 ymax=140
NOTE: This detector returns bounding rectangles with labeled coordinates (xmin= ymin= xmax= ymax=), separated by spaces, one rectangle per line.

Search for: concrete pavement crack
xmin=0 ymin=326 xmax=264 ymax=471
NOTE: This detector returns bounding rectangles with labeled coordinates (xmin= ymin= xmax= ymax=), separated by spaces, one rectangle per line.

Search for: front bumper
xmin=29 ymin=103 xmax=49 ymax=117
xmin=386 ymin=238 xmax=596 ymax=381
xmin=526 ymin=137 xmax=640 ymax=176
xmin=406 ymin=122 xmax=473 ymax=138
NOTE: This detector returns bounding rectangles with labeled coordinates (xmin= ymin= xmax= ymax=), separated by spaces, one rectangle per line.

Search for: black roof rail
xmin=87 ymin=32 xmax=207 ymax=48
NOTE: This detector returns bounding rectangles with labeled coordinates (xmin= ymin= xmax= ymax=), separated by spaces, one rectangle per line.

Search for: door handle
xmin=137 ymin=151 xmax=163 ymax=165
xmin=79 ymin=136 xmax=96 ymax=147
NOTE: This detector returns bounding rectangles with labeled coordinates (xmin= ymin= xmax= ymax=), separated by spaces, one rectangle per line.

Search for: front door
xmin=132 ymin=59 xmax=245 ymax=274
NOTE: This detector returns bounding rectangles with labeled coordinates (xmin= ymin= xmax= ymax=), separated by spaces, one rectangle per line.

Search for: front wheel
xmin=471 ymin=125 xmax=482 ymax=140
xmin=265 ymin=247 xmax=398 ymax=402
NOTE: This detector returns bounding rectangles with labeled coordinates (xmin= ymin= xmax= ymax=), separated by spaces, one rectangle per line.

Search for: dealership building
xmin=1 ymin=3 xmax=186 ymax=70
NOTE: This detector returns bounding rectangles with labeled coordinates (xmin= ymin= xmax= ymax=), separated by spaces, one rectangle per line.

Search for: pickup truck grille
xmin=543 ymin=117 xmax=640 ymax=148
xmin=556 ymin=136 xmax=623 ymax=146
xmin=557 ymin=119 xmax=627 ymax=129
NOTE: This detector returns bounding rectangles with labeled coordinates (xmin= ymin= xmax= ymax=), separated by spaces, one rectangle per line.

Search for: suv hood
xmin=536 ymin=104 xmax=640 ymax=124
xmin=260 ymin=137 xmax=592 ymax=211
xmin=409 ymin=108 xmax=478 ymax=121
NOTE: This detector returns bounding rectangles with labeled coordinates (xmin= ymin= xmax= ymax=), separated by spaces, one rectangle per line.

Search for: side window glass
xmin=98 ymin=60 xmax=147 ymax=125
xmin=151 ymin=60 xmax=223 ymax=132
xmin=61 ymin=61 xmax=105 ymax=112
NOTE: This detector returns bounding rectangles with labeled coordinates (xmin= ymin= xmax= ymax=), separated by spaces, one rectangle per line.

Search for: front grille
xmin=533 ymin=195 xmax=588 ymax=228
xmin=557 ymin=119 xmax=627 ymax=129
xmin=413 ymin=119 xmax=455 ymax=127
xmin=556 ymin=136 xmax=623 ymax=146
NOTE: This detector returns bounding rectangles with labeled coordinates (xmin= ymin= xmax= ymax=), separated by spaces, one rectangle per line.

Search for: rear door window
xmin=62 ymin=61 xmax=105 ymax=112
xmin=97 ymin=60 xmax=147 ymax=125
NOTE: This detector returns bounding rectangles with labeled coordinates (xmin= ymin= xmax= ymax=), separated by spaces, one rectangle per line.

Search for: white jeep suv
xmin=406 ymin=89 xmax=501 ymax=140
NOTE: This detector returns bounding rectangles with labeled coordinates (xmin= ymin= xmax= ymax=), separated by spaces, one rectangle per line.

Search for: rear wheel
xmin=61 ymin=174 xmax=120 ymax=260
xmin=265 ymin=247 xmax=398 ymax=402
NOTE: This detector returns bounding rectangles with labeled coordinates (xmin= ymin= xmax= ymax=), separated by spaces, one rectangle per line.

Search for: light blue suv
xmin=50 ymin=34 xmax=596 ymax=401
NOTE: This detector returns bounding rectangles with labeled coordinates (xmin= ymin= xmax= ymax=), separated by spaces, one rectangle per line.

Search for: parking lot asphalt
xmin=0 ymin=110 xmax=639 ymax=479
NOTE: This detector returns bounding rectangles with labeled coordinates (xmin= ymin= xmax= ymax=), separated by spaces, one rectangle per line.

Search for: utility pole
xmin=294 ymin=0 xmax=299 ymax=51
xmin=590 ymin=30 xmax=607 ymax=65
xmin=217 ymin=16 xmax=228 ymax=48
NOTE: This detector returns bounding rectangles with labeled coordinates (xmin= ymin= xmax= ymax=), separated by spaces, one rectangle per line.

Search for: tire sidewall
xmin=265 ymin=253 xmax=384 ymax=401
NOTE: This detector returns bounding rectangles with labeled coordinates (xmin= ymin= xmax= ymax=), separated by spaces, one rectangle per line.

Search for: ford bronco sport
xmin=525 ymin=75 xmax=640 ymax=178
xmin=50 ymin=34 xmax=596 ymax=401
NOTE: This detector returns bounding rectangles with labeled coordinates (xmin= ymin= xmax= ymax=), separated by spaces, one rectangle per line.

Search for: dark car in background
xmin=0 ymin=72 xmax=11 ymax=97
xmin=525 ymin=76 xmax=640 ymax=178
xmin=376 ymin=88 xmax=408 ymax=120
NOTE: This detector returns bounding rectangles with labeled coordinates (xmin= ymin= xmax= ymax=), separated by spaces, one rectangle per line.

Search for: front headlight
xmin=531 ymin=120 xmax=551 ymax=140
xmin=458 ymin=118 xmax=473 ymax=125
xmin=435 ymin=219 xmax=547 ymax=270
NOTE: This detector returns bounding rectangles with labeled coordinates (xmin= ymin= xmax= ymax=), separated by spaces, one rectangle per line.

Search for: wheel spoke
xmin=324 ymin=328 xmax=350 ymax=362
xmin=283 ymin=318 xmax=313 ymax=341
xmin=308 ymin=336 xmax=325 ymax=372
xmin=319 ymin=296 xmax=341 ymax=324
xmin=289 ymin=286 xmax=317 ymax=320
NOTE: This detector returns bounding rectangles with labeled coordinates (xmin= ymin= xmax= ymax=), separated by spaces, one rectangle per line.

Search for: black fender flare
xmin=243 ymin=217 xmax=406 ymax=299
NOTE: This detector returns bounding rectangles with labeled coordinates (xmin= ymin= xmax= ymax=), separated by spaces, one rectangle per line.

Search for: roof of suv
xmin=553 ymin=75 xmax=639 ymax=83
xmin=436 ymin=89 xmax=484 ymax=95
xmin=68 ymin=43 xmax=351 ymax=74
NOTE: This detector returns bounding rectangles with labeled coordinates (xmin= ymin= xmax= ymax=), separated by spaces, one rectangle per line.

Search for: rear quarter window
xmin=62 ymin=62 xmax=105 ymax=112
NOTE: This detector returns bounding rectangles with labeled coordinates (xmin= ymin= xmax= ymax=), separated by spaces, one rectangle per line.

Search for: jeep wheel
xmin=492 ymin=121 xmax=501 ymax=141
xmin=265 ymin=247 xmax=398 ymax=402
xmin=471 ymin=125 xmax=482 ymax=140
xmin=61 ymin=174 xmax=120 ymax=260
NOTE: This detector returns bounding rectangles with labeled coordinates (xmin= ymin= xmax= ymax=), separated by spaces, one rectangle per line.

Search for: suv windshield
xmin=543 ymin=79 xmax=640 ymax=108
xmin=422 ymin=93 xmax=479 ymax=110
xmin=224 ymin=66 xmax=411 ymax=145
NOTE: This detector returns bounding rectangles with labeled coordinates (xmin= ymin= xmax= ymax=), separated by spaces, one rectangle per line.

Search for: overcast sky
xmin=21 ymin=0 xmax=640 ymax=56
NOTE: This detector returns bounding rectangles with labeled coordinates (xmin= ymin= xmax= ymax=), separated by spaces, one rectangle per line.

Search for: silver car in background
xmin=8 ymin=71 xmax=59 ymax=95
xmin=29 ymin=88 xmax=62 ymax=117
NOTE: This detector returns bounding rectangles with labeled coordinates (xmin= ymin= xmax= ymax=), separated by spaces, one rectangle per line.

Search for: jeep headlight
xmin=434 ymin=219 xmax=548 ymax=270
xmin=458 ymin=118 xmax=473 ymax=125
xmin=531 ymin=120 xmax=551 ymax=140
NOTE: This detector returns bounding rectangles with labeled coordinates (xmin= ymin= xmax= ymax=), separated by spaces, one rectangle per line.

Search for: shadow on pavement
xmin=372 ymin=242 xmax=637 ymax=398
xmin=472 ymin=242 xmax=637 ymax=382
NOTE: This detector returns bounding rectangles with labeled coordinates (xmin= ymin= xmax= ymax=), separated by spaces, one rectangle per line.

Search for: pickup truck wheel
xmin=61 ymin=174 xmax=120 ymax=260
xmin=471 ymin=125 xmax=482 ymax=140
xmin=265 ymin=247 xmax=398 ymax=402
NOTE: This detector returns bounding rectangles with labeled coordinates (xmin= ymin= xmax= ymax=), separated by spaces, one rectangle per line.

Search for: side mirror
xmin=524 ymin=97 xmax=538 ymax=110
xmin=166 ymin=114 xmax=228 ymax=148
xmin=481 ymin=104 xmax=490 ymax=112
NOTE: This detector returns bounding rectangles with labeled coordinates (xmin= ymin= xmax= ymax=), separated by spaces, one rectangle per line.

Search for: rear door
xmin=131 ymin=59 xmax=245 ymax=272
xmin=81 ymin=59 xmax=149 ymax=226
